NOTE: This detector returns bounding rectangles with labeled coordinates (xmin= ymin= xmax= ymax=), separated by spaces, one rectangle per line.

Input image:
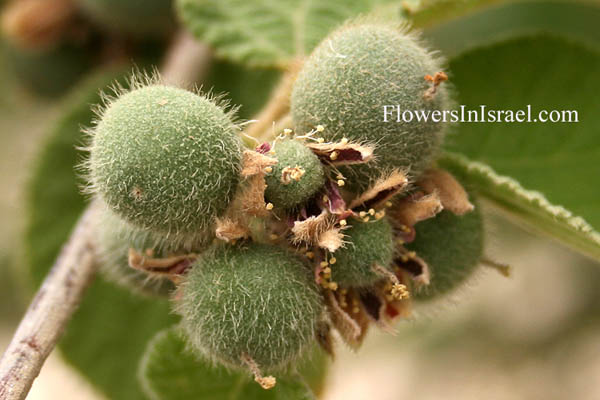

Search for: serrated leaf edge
xmin=440 ymin=152 xmax=600 ymax=261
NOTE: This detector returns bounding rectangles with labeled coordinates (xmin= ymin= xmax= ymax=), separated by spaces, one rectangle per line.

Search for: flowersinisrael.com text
xmin=383 ymin=105 xmax=579 ymax=123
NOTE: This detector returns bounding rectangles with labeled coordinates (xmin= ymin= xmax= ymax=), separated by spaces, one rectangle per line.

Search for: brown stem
xmin=0 ymin=205 xmax=98 ymax=400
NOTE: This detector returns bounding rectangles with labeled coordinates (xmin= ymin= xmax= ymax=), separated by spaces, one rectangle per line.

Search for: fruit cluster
xmin=86 ymin=23 xmax=484 ymax=389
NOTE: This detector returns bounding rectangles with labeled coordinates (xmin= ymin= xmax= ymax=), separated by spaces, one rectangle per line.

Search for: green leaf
xmin=204 ymin=59 xmax=281 ymax=119
xmin=176 ymin=0 xmax=400 ymax=68
xmin=442 ymin=35 xmax=600 ymax=260
xmin=421 ymin=1 xmax=600 ymax=59
xmin=24 ymin=67 xmax=178 ymax=400
xmin=139 ymin=327 xmax=317 ymax=400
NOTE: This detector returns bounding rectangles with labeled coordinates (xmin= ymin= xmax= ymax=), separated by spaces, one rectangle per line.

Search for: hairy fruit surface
xmin=406 ymin=198 xmax=484 ymax=300
xmin=292 ymin=23 xmax=450 ymax=189
xmin=331 ymin=217 xmax=395 ymax=287
xmin=88 ymin=84 xmax=243 ymax=239
xmin=178 ymin=242 xmax=323 ymax=371
xmin=264 ymin=139 xmax=326 ymax=210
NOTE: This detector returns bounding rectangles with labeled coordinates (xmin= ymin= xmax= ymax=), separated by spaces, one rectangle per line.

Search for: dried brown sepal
xmin=349 ymin=169 xmax=408 ymax=210
xmin=1 ymin=0 xmax=77 ymax=50
xmin=389 ymin=192 xmax=443 ymax=228
xmin=215 ymin=217 xmax=250 ymax=242
xmin=418 ymin=168 xmax=474 ymax=215
xmin=306 ymin=141 xmax=374 ymax=166
xmin=291 ymin=210 xmax=336 ymax=245
xmin=128 ymin=248 xmax=196 ymax=283
xmin=241 ymin=149 xmax=277 ymax=177
xmin=325 ymin=290 xmax=369 ymax=349
xmin=394 ymin=249 xmax=431 ymax=286
xmin=423 ymin=71 xmax=448 ymax=100
xmin=240 ymin=353 xmax=276 ymax=390
xmin=322 ymin=182 xmax=347 ymax=214
xmin=315 ymin=321 xmax=335 ymax=358
xmin=317 ymin=228 xmax=345 ymax=252
xmin=237 ymin=174 xmax=270 ymax=217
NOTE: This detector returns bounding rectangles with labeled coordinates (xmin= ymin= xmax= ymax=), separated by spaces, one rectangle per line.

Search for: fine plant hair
xmin=264 ymin=138 xmax=326 ymax=210
xmin=91 ymin=199 xmax=211 ymax=297
xmin=330 ymin=217 xmax=396 ymax=287
xmin=407 ymin=194 xmax=484 ymax=301
xmin=177 ymin=242 xmax=324 ymax=372
xmin=80 ymin=69 xmax=244 ymax=248
xmin=291 ymin=20 xmax=451 ymax=190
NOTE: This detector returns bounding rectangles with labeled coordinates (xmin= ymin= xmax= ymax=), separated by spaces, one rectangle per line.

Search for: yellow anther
xmin=341 ymin=138 xmax=348 ymax=144
xmin=266 ymin=203 xmax=274 ymax=210
xmin=320 ymin=261 xmax=329 ymax=268
xmin=337 ymin=179 xmax=345 ymax=186
xmin=352 ymin=307 xmax=360 ymax=314
xmin=385 ymin=201 xmax=393 ymax=208
xmin=329 ymin=282 xmax=338 ymax=291
xmin=283 ymin=128 xmax=293 ymax=134
xmin=407 ymin=251 xmax=416 ymax=258
xmin=316 ymin=125 xmax=325 ymax=132
xmin=339 ymin=219 xmax=347 ymax=226
xmin=306 ymin=251 xmax=314 ymax=259
xmin=359 ymin=211 xmax=367 ymax=217
xmin=269 ymin=233 xmax=278 ymax=241
xmin=391 ymin=283 xmax=410 ymax=300
xmin=323 ymin=267 xmax=332 ymax=274
xmin=264 ymin=166 xmax=273 ymax=173
xmin=322 ymin=195 xmax=329 ymax=203
xmin=269 ymin=150 xmax=276 ymax=155
xmin=368 ymin=208 xmax=375 ymax=216
xmin=329 ymin=257 xmax=337 ymax=265
xmin=362 ymin=217 xmax=370 ymax=223
xmin=317 ymin=137 xmax=325 ymax=143
xmin=330 ymin=151 xmax=339 ymax=161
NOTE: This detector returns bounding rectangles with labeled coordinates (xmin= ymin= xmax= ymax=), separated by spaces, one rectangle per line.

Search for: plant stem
xmin=0 ymin=29 xmax=213 ymax=400
xmin=161 ymin=30 xmax=213 ymax=87
xmin=0 ymin=206 xmax=98 ymax=400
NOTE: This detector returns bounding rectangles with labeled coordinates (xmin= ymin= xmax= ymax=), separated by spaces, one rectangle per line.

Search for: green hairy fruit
xmin=88 ymin=84 xmax=243 ymax=239
xmin=179 ymin=242 xmax=323 ymax=371
xmin=331 ymin=217 xmax=395 ymax=287
xmin=78 ymin=0 xmax=174 ymax=35
xmin=264 ymin=139 xmax=326 ymax=209
xmin=406 ymin=200 xmax=484 ymax=301
xmin=94 ymin=207 xmax=176 ymax=297
xmin=291 ymin=23 xmax=450 ymax=189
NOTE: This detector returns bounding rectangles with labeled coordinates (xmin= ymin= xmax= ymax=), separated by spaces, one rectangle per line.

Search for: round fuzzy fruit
xmin=331 ymin=217 xmax=395 ymax=287
xmin=291 ymin=23 xmax=450 ymax=189
xmin=179 ymin=242 xmax=323 ymax=371
xmin=78 ymin=0 xmax=174 ymax=36
xmin=405 ymin=203 xmax=484 ymax=301
xmin=94 ymin=207 xmax=177 ymax=297
xmin=89 ymin=84 xmax=243 ymax=239
xmin=264 ymin=139 xmax=326 ymax=209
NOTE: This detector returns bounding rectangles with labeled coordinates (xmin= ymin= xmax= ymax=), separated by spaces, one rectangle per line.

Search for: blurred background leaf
xmin=176 ymin=0 xmax=401 ymax=68
xmin=140 ymin=327 xmax=323 ymax=400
